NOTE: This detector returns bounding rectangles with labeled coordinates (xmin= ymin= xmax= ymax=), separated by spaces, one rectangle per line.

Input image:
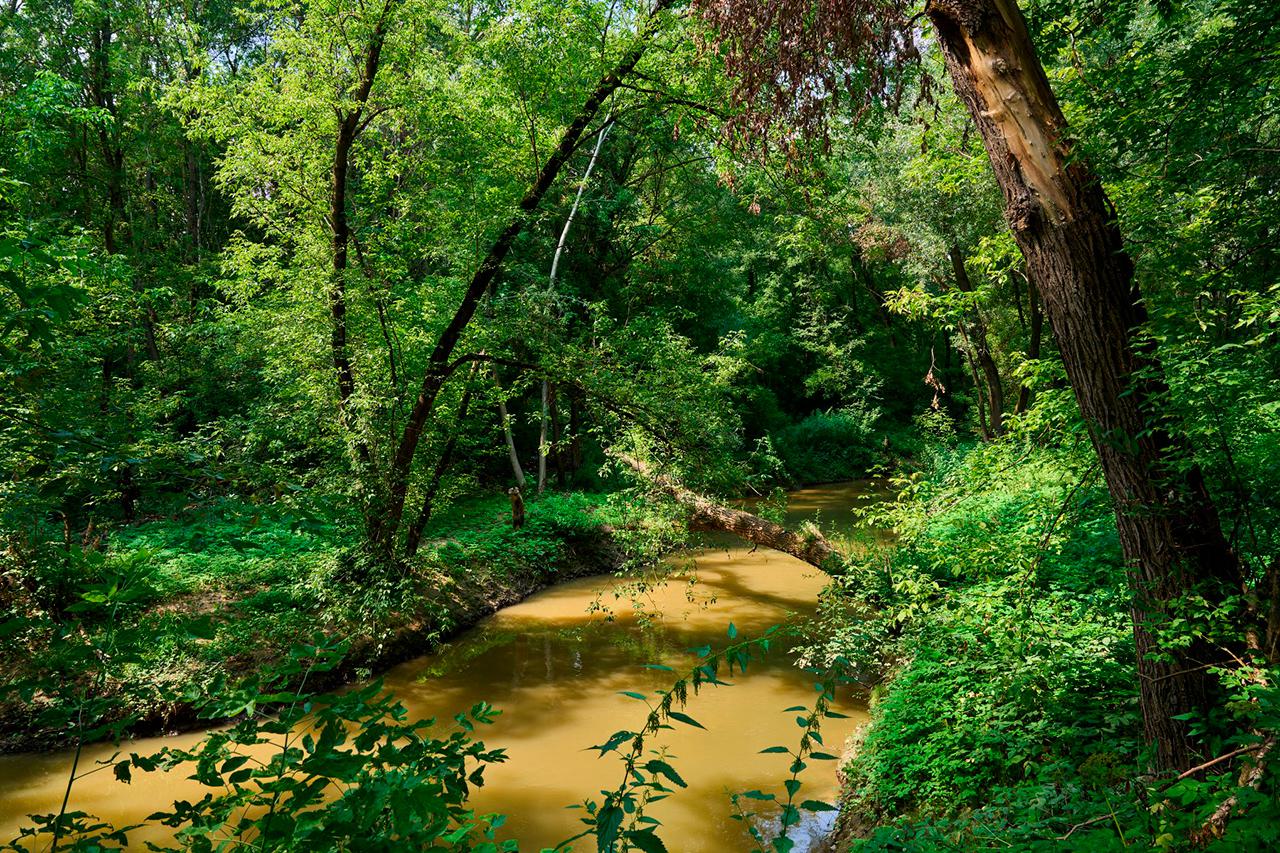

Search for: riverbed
xmin=0 ymin=482 xmax=884 ymax=851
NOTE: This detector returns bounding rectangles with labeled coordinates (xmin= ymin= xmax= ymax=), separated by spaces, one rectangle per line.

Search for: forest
xmin=1 ymin=0 xmax=1278 ymax=849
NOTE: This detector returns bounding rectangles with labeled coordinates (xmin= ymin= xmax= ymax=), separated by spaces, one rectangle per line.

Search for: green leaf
xmin=759 ymin=746 xmax=790 ymax=754
xmin=625 ymin=829 xmax=669 ymax=853
xmin=667 ymin=711 xmax=705 ymax=730
xmin=644 ymin=759 xmax=687 ymax=789
xmin=800 ymin=800 xmax=839 ymax=812
xmin=186 ymin=616 xmax=217 ymax=641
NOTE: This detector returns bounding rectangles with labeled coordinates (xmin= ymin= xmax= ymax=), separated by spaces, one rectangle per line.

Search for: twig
xmin=1167 ymin=743 xmax=1267 ymax=785
xmin=1192 ymin=735 xmax=1275 ymax=844
xmin=1057 ymin=813 xmax=1109 ymax=840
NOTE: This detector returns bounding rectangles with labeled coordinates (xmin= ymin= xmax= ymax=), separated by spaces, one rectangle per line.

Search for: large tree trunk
xmin=927 ymin=0 xmax=1241 ymax=771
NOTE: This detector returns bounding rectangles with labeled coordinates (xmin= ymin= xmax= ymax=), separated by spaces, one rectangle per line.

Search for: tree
xmin=373 ymin=0 xmax=679 ymax=559
xmin=698 ymin=0 xmax=1244 ymax=771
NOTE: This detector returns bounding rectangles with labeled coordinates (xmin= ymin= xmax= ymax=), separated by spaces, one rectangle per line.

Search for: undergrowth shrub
xmin=773 ymin=408 xmax=880 ymax=484
xmin=824 ymin=433 xmax=1279 ymax=851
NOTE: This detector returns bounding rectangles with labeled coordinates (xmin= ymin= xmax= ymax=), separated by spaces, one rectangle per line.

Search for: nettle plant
xmin=7 ymin=578 xmax=850 ymax=853
xmin=561 ymin=624 xmax=851 ymax=853
xmin=5 ymin=627 xmax=512 ymax=853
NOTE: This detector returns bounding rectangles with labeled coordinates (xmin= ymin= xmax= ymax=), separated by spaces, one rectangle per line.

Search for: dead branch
xmin=1191 ymin=734 xmax=1275 ymax=845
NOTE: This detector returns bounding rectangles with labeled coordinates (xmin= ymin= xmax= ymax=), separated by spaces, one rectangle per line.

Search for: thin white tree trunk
xmin=537 ymin=112 xmax=614 ymax=495
xmin=548 ymin=113 xmax=613 ymax=290
xmin=537 ymin=378 xmax=550 ymax=494
xmin=496 ymin=384 xmax=526 ymax=489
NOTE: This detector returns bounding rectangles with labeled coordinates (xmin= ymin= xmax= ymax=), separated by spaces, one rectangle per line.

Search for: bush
xmin=773 ymin=408 xmax=881 ymax=484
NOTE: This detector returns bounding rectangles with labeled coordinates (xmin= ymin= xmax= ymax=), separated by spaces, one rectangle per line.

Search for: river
xmin=0 ymin=481 xmax=885 ymax=851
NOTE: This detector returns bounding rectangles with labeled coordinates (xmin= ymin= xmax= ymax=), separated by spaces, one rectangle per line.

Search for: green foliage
xmin=773 ymin=408 xmax=882 ymax=485
xmin=826 ymin=433 xmax=1278 ymax=851
xmin=1 ymin=490 xmax=673 ymax=750
xmin=5 ymin=636 xmax=513 ymax=852
xmin=2 ymin=0 xmax=1279 ymax=847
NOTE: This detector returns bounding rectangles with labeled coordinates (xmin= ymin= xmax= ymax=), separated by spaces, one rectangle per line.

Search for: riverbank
xmin=2 ymin=481 xmax=882 ymax=852
xmin=815 ymin=439 xmax=1279 ymax=850
xmin=0 ymin=491 xmax=684 ymax=753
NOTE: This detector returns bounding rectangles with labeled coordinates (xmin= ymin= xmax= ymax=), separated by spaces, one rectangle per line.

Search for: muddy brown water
xmin=0 ymin=482 xmax=887 ymax=851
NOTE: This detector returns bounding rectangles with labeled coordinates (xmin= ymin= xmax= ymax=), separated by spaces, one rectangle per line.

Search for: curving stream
xmin=0 ymin=482 xmax=886 ymax=851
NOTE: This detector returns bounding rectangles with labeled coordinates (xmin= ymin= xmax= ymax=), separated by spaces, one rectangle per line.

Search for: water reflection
xmin=0 ymin=482 xmax=881 ymax=851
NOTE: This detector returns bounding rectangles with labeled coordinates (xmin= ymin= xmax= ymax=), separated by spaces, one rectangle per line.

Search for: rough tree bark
xmin=926 ymin=0 xmax=1241 ymax=771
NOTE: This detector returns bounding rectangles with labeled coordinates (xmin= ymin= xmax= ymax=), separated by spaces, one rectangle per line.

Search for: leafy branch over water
xmin=558 ymin=624 xmax=850 ymax=853
xmin=5 ymin=633 xmax=514 ymax=852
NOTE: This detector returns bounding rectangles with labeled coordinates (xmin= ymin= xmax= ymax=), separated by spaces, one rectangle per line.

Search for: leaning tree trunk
xmin=538 ymin=113 xmax=614 ymax=495
xmin=927 ymin=0 xmax=1241 ymax=771
xmin=494 ymin=372 xmax=528 ymax=489
xmin=374 ymin=0 xmax=675 ymax=558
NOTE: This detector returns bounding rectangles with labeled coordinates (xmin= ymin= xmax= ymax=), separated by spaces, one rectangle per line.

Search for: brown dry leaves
xmin=691 ymin=0 xmax=922 ymax=157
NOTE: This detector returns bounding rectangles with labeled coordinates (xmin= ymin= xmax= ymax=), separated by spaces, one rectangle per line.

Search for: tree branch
xmin=615 ymin=453 xmax=843 ymax=573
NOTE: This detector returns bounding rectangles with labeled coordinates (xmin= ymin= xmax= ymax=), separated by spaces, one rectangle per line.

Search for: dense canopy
xmin=1 ymin=0 xmax=1278 ymax=850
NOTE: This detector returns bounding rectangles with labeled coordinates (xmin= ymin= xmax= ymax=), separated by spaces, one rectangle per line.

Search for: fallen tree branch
xmin=1169 ymin=743 xmax=1268 ymax=785
xmin=615 ymin=454 xmax=843 ymax=573
xmin=1191 ymin=734 xmax=1275 ymax=845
